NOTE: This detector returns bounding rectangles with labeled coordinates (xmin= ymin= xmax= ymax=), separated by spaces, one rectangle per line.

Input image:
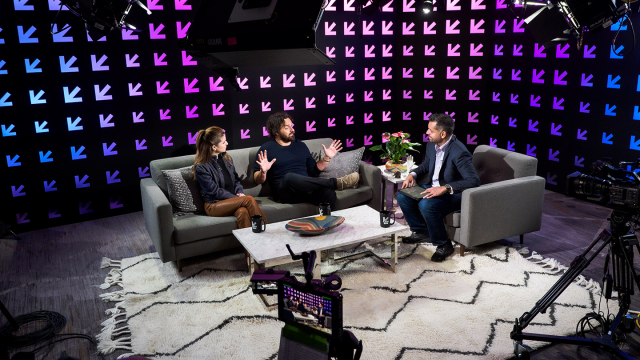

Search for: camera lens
xmin=573 ymin=174 xmax=611 ymax=196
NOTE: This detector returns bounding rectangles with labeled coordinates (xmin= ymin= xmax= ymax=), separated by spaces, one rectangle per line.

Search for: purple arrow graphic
xmin=184 ymin=78 xmax=199 ymax=93
xmin=139 ymin=167 xmax=150 ymax=177
xmin=469 ymin=67 xmax=482 ymax=79
xmin=513 ymin=44 xmax=523 ymax=56
xmin=423 ymin=134 xmax=430 ymax=142
xmin=94 ymin=84 xmax=112 ymax=101
xmin=495 ymin=45 xmax=503 ymax=56
xmin=554 ymin=70 xmax=568 ymax=85
xmin=106 ymin=171 xmax=121 ymax=184
xmin=507 ymin=141 xmax=515 ymax=151
xmin=306 ymin=121 xmax=316 ymax=132
xmin=212 ymin=104 xmax=225 ymax=116
xmin=526 ymin=145 xmax=537 ymax=157
xmin=534 ymin=43 xmax=546 ymax=58
xmin=177 ymin=22 xmax=190 ymax=39
xmin=186 ymin=106 xmax=198 ymax=118
xmin=445 ymin=90 xmax=457 ymax=100
xmin=509 ymin=117 xmax=517 ymax=127
xmin=581 ymin=73 xmax=593 ymax=87
xmin=549 ymin=149 xmax=560 ymax=162
xmin=493 ymin=92 xmax=500 ymax=102
xmin=210 ymin=77 xmax=224 ymax=91
xmin=551 ymin=123 xmax=562 ymax=135
xmin=489 ymin=138 xmax=497 ymax=147
xmin=149 ymin=23 xmax=166 ymax=39
xmin=468 ymin=112 xmax=479 ymax=123
xmin=75 ymin=175 xmax=90 ymax=188
xmin=159 ymin=109 xmax=171 ymax=120
xmin=510 ymin=94 xmax=519 ymax=104
xmin=580 ymin=102 xmax=590 ymax=113
xmin=328 ymin=118 xmax=336 ymax=127
xmin=575 ymin=156 xmax=585 ymax=167
xmin=402 ymin=45 xmax=412 ymax=56
xmin=424 ymin=112 xmax=433 ymax=121
xmin=528 ymin=120 xmax=539 ymax=132
xmin=136 ymin=139 xmax=147 ymax=150
xmin=512 ymin=69 xmax=521 ymax=81
xmin=553 ymin=97 xmax=564 ymax=110
xmin=16 ymin=213 xmax=29 ymax=224
xmin=495 ymin=20 xmax=505 ymax=33
xmin=156 ymin=81 xmax=170 ymax=94
xmin=547 ymin=173 xmax=557 ymax=185
xmin=383 ymin=89 xmax=392 ymax=100
xmin=424 ymin=45 xmax=436 ymax=56
xmin=577 ymin=129 xmax=587 ymax=140
xmin=491 ymin=115 xmax=499 ymax=124
xmin=532 ymin=69 xmax=544 ymax=84
xmin=240 ymin=129 xmax=250 ymax=139
xmin=403 ymin=68 xmax=413 ymax=78
xmin=364 ymin=135 xmax=373 ymax=146
xmin=154 ymin=53 xmax=167 ymax=66
xmin=103 ymin=142 xmax=117 ymax=155
xmin=133 ymin=112 xmax=144 ymax=123
xmin=493 ymin=68 xmax=502 ymax=80
xmin=48 ymin=209 xmax=61 ymax=219
xmin=346 ymin=116 xmax=354 ymax=125
xmin=162 ymin=136 xmax=173 ymax=147
xmin=188 ymin=132 xmax=198 ymax=145
xmin=469 ymin=90 xmax=480 ymax=100
xmin=424 ymin=90 xmax=433 ymax=99
xmin=79 ymin=202 xmax=93 ymax=215
xmin=467 ymin=134 xmax=478 ymax=145
xmin=128 ymin=83 xmax=142 ymax=96
xmin=556 ymin=43 xmax=570 ymax=58
xmin=346 ymin=138 xmax=354 ymax=147
xmin=530 ymin=95 xmax=541 ymax=107
xmin=423 ymin=68 xmax=433 ymax=79
xmin=364 ymin=113 xmax=373 ymax=123
xmin=382 ymin=44 xmax=393 ymax=57
xmin=584 ymin=45 xmax=596 ymax=58
xmin=110 ymin=197 xmax=124 ymax=209
xmin=402 ymin=112 xmax=411 ymax=120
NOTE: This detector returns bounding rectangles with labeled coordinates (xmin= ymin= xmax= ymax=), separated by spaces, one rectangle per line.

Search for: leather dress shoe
xmin=402 ymin=232 xmax=430 ymax=244
xmin=431 ymin=240 xmax=454 ymax=262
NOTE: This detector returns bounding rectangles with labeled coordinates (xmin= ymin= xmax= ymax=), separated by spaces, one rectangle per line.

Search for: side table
xmin=377 ymin=165 xmax=417 ymax=211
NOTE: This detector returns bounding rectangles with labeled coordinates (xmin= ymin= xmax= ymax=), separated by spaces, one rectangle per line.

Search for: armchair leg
xmin=520 ymin=234 xmax=524 ymax=245
xmin=459 ymin=244 xmax=465 ymax=257
xmin=177 ymin=259 xmax=183 ymax=272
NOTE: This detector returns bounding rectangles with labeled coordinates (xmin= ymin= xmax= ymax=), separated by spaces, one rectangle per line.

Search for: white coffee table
xmin=232 ymin=205 xmax=408 ymax=278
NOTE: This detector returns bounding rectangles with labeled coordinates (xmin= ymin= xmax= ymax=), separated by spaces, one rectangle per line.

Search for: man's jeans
xmin=396 ymin=184 xmax=462 ymax=246
xmin=276 ymin=173 xmax=338 ymax=210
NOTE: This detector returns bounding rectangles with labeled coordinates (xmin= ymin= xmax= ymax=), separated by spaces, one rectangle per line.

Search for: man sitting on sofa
xmin=253 ymin=112 xmax=360 ymax=210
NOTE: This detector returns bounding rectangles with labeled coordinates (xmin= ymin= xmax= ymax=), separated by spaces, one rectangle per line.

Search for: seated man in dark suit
xmin=316 ymin=303 xmax=326 ymax=327
xmin=398 ymin=113 xmax=480 ymax=262
xmin=284 ymin=296 xmax=295 ymax=309
xmin=297 ymin=299 xmax=308 ymax=315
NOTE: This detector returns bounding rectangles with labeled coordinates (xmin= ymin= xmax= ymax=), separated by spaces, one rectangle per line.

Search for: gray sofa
xmin=444 ymin=145 xmax=546 ymax=255
xmin=141 ymin=138 xmax=382 ymax=267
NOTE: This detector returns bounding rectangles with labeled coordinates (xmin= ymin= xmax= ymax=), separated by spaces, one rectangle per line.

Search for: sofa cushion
xmin=319 ymin=147 xmax=365 ymax=188
xmin=150 ymin=155 xmax=196 ymax=196
xmin=174 ymin=213 xmax=238 ymax=245
xmin=161 ymin=166 xmax=205 ymax=213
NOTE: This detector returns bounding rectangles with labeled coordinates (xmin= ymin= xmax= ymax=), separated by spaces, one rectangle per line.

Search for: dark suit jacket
xmin=413 ymin=136 xmax=480 ymax=193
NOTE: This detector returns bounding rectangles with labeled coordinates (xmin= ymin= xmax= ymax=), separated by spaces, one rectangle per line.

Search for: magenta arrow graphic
xmin=210 ymin=77 xmax=224 ymax=91
xmin=446 ymin=19 xmax=460 ymax=34
xmin=423 ymin=134 xmax=430 ymax=142
xmin=470 ymin=19 xmax=484 ymax=34
xmin=364 ymin=91 xmax=373 ymax=101
xmin=149 ymin=23 xmax=166 ymax=39
xmin=495 ymin=45 xmax=503 ymax=56
xmin=403 ymin=90 xmax=412 ymax=99
xmin=382 ymin=21 xmax=393 ymax=34
xmin=345 ymin=70 xmax=355 ymax=81
xmin=212 ymin=103 xmax=225 ymax=116
xmin=403 ymin=112 xmax=411 ymax=120
xmin=346 ymin=116 xmax=354 ymax=125
xmin=491 ymin=115 xmax=499 ymax=124
xmin=181 ymin=51 xmax=197 ymax=66
xmin=262 ymin=102 xmax=271 ymax=112
xmin=284 ymin=99 xmax=294 ymax=110
xmin=156 ymin=81 xmax=170 ymax=94
xmin=306 ymin=121 xmax=316 ymax=132
xmin=469 ymin=90 xmax=480 ymax=100
xmin=263 ymin=127 xmax=269 ymax=137
xmin=424 ymin=112 xmax=433 ymax=121
xmin=553 ymin=97 xmax=564 ymax=110
xmin=188 ymin=132 xmax=198 ymax=145
xmin=363 ymin=21 xmax=374 ymax=35
xmin=346 ymin=138 xmax=354 ymax=147
xmin=489 ymin=138 xmax=497 ymax=147
xmin=403 ymin=45 xmax=413 ymax=56
xmin=364 ymin=68 xmax=375 ymax=81
xmin=239 ymin=104 xmax=249 ymax=114
xmin=175 ymin=0 xmax=192 ymax=10
xmin=365 ymin=45 xmax=375 ymax=57
xmin=447 ymin=67 xmax=459 ymax=79
xmin=513 ymin=19 xmax=525 ymax=33
xmin=326 ymin=71 xmax=336 ymax=82
xmin=327 ymin=95 xmax=335 ymax=104
xmin=345 ymin=46 xmax=354 ymax=57
xmin=283 ymin=74 xmax=295 ymax=87
xmin=554 ymin=70 xmax=568 ymax=85
xmin=186 ymin=106 xmax=198 ymax=118
xmin=402 ymin=22 xmax=415 ymax=35
xmin=424 ymin=90 xmax=433 ymax=99
xmin=259 ymin=76 xmax=271 ymax=88
xmin=513 ymin=44 xmax=523 ymax=56
xmin=470 ymin=43 xmax=483 ymax=56
xmin=236 ymin=78 xmax=248 ymax=90
xmin=469 ymin=67 xmax=482 ymax=79
xmin=446 ymin=89 xmax=457 ymax=100
xmin=556 ymin=43 xmax=570 ymax=58
xmin=467 ymin=135 xmax=477 ymax=145
xmin=468 ymin=112 xmax=479 ymax=123
xmin=383 ymin=89 xmax=392 ymax=100
xmin=133 ymin=112 xmax=144 ymax=123
xmin=325 ymin=47 xmax=335 ymax=58
xmin=382 ymin=44 xmax=393 ymax=57
xmin=493 ymin=92 xmax=500 ymax=102
xmin=383 ymin=67 xmax=393 ymax=79
xmin=159 ymin=109 xmax=171 ymax=120
xmin=532 ymin=69 xmax=544 ymax=84
xmin=364 ymin=135 xmax=373 ymax=146
xmin=136 ymin=139 xmax=147 ymax=150
xmin=424 ymin=22 xmax=436 ymax=34
xmin=495 ymin=20 xmax=505 ymax=33
xmin=304 ymin=73 xmax=316 ymax=86
xmin=154 ymin=53 xmax=167 ymax=66
xmin=344 ymin=22 xmax=355 ymax=35
xmin=534 ymin=43 xmax=546 ymax=58
xmin=364 ymin=113 xmax=373 ymax=123
xmin=383 ymin=111 xmax=391 ymax=122
xmin=424 ymin=45 xmax=436 ymax=56
xmin=328 ymin=118 xmax=336 ymax=127
xmin=306 ymin=97 xmax=316 ymax=108
xmin=184 ymin=78 xmax=199 ymax=93
xmin=177 ymin=22 xmax=191 ymax=39
xmin=162 ymin=136 xmax=173 ymax=147
xmin=346 ymin=94 xmax=354 ymax=103
xmin=325 ymin=22 xmax=336 ymax=35
xmin=447 ymin=44 xmax=460 ymax=56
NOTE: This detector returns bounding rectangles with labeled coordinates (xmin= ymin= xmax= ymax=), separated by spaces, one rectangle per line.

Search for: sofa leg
xmin=177 ymin=259 xmax=183 ymax=272
xmin=520 ymin=234 xmax=524 ymax=245
xmin=459 ymin=244 xmax=465 ymax=257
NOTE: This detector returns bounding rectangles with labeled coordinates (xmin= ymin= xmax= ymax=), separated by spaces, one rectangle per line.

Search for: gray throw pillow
xmin=319 ymin=146 xmax=365 ymax=188
xmin=161 ymin=166 xmax=205 ymax=213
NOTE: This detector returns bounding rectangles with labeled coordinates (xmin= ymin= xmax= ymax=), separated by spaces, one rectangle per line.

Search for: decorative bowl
xmin=285 ymin=215 xmax=345 ymax=235
xmin=385 ymin=161 xmax=408 ymax=173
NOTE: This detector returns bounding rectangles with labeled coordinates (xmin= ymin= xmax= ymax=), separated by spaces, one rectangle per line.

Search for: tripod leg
xmin=0 ymin=300 xmax=18 ymax=331
xmin=8 ymin=230 xmax=20 ymax=240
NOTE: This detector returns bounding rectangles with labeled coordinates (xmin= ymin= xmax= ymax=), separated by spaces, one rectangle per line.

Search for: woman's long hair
xmin=192 ymin=126 xmax=231 ymax=179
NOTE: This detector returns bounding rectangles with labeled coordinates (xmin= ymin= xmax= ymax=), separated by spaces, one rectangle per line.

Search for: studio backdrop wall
xmin=2 ymin=0 xmax=639 ymax=233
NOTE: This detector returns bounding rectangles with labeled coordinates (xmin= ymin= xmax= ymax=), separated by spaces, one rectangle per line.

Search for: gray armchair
xmin=444 ymin=145 xmax=546 ymax=256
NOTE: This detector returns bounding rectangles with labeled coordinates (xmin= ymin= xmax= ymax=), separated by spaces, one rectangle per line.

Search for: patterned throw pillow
xmin=161 ymin=166 xmax=205 ymax=213
xmin=318 ymin=146 xmax=365 ymax=188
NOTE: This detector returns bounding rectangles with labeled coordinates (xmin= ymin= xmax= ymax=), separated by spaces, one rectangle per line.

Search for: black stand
xmin=0 ymin=221 xmax=20 ymax=240
xmin=0 ymin=299 xmax=19 ymax=332
xmin=510 ymin=210 xmax=640 ymax=359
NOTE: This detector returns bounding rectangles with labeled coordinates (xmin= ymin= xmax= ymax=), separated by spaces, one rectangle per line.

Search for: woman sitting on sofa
xmin=193 ymin=126 xmax=267 ymax=229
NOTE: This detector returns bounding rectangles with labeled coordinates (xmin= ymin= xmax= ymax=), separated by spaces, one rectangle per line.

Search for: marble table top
xmin=232 ymin=205 xmax=408 ymax=264
xmin=377 ymin=164 xmax=418 ymax=184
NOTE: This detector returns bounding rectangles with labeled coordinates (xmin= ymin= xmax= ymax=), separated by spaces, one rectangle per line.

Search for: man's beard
xmin=280 ymin=132 xmax=295 ymax=142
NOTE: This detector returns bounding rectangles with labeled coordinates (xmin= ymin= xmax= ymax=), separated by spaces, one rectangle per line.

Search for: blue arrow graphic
xmin=29 ymin=90 xmax=46 ymax=104
xmin=607 ymin=75 xmax=621 ymax=89
xmin=59 ymin=56 xmax=79 ymax=73
xmin=6 ymin=155 xmax=20 ymax=167
xmin=634 ymin=106 xmax=640 ymax=120
xmin=75 ymin=175 xmax=90 ymax=188
xmin=24 ymin=58 xmax=41 ymax=73
xmin=602 ymin=133 xmax=613 ymax=144
xmin=2 ymin=124 xmax=16 ymax=136
xmin=631 ymin=136 xmax=640 ymax=150
xmin=0 ymin=93 xmax=13 ymax=107
xmin=605 ymin=104 xmax=617 ymax=116
xmin=106 ymin=171 xmax=121 ymax=184
xmin=66 ymin=117 xmax=83 ymax=131
xmin=11 ymin=185 xmax=25 ymax=197
xmin=63 ymin=86 xmax=82 ymax=103
xmin=39 ymin=150 xmax=53 ymax=163
xmin=17 ymin=26 xmax=38 ymax=43
xmin=103 ymin=142 xmax=117 ymax=156
xmin=0 ymin=60 xmax=6 ymax=75
xmin=71 ymin=146 xmax=86 ymax=160
xmin=44 ymin=180 xmax=57 ymax=192
xmin=34 ymin=121 xmax=48 ymax=133
xmin=610 ymin=45 xmax=624 ymax=59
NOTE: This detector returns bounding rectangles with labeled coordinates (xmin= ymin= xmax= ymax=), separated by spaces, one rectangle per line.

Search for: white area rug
xmin=96 ymin=234 xmax=613 ymax=359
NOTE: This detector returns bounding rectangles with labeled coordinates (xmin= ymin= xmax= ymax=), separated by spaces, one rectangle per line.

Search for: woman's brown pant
xmin=204 ymin=196 xmax=267 ymax=229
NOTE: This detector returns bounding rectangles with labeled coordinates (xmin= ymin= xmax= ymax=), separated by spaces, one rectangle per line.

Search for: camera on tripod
xmin=566 ymin=157 xmax=640 ymax=210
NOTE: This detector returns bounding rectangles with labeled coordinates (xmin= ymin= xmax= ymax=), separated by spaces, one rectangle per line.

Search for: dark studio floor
xmin=1 ymin=189 xmax=639 ymax=360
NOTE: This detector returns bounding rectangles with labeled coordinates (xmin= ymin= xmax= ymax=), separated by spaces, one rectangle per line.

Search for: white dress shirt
xmin=411 ymin=136 xmax=453 ymax=194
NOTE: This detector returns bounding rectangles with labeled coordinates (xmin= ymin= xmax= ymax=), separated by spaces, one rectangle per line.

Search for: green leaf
xmin=369 ymin=145 xmax=383 ymax=152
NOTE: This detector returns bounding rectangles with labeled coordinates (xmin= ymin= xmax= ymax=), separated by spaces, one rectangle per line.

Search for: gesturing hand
xmin=256 ymin=150 xmax=276 ymax=173
xmin=322 ymin=139 xmax=343 ymax=159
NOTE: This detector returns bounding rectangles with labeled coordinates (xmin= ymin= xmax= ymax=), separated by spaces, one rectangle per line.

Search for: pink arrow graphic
xmin=346 ymin=116 xmax=354 ymax=125
xmin=304 ymin=73 xmax=316 ymax=86
xmin=306 ymin=121 xmax=316 ymax=132
xmin=261 ymin=102 xmax=271 ymax=112
xmin=424 ymin=112 xmax=433 ymax=120
xmin=447 ymin=67 xmax=460 ymax=79
xmin=283 ymin=99 xmax=294 ymax=110
xmin=100 ymin=114 xmax=114 ymax=127
xmin=447 ymin=44 xmax=461 ymax=56
xmin=346 ymin=93 xmax=354 ymax=103
xmin=161 ymin=136 xmax=173 ymax=146
xmin=423 ymin=134 xmax=430 ymax=142
xmin=184 ymin=78 xmax=199 ymax=93
xmin=325 ymin=22 xmax=336 ymax=35
xmin=467 ymin=135 xmax=478 ymax=145
xmin=240 ymin=129 xmax=250 ymax=139
xmin=424 ymin=90 xmax=433 ymax=99
xmin=328 ymin=118 xmax=336 ymax=127
xmin=383 ymin=111 xmax=391 ymax=122
xmin=497 ymin=0 xmax=508 ymax=9
xmin=382 ymin=21 xmax=393 ymax=35
xmin=210 ymin=77 xmax=224 ymax=91
xmin=154 ymin=53 xmax=167 ymax=66
xmin=513 ymin=19 xmax=525 ymax=33
xmin=181 ymin=51 xmax=197 ymax=66
xmin=424 ymin=45 xmax=436 ymax=56
xmin=402 ymin=22 xmax=415 ymax=35
xmin=306 ymin=97 xmax=316 ymax=108
xmin=446 ymin=19 xmax=461 ymax=34
xmin=186 ymin=105 xmax=199 ymax=118
xmin=263 ymin=127 xmax=269 ymax=136
xmin=556 ymin=43 xmax=570 ymax=58
xmin=149 ymin=23 xmax=166 ymax=39
xmin=447 ymin=0 xmax=461 ymax=10
xmin=344 ymin=22 xmax=355 ymax=35
xmin=148 ymin=0 xmax=163 ymax=10
xmin=283 ymin=74 xmax=295 ymax=87
xmin=469 ymin=66 xmax=482 ymax=79
xmin=403 ymin=68 xmax=413 ymax=78
xmin=469 ymin=90 xmax=480 ymax=101
xmin=345 ymin=70 xmax=355 ymax=81
xmin=175 ymin=0 xmax=191 ymax=10
xmin=534 ymin=43 xmax=546 ymax=58
xmin=129 ymin=83 xmax=142 ymax=96
xmin=495 ymin=20 xmax=506 ymax=33
xmin=424 ymin=21 xmax=436 ymax=35
xmin=471 ymin=0 xmax=486 ymax=9
xmin=239 ymin=104 xmax=249 ymax=114
xmin=491 ymin=115 xmax=499 ymax=124
xmin=383 ymin=67 xmax=393 ymax=79
xmin=403 ymin=90 xmax=412 ymax=99
xmin=364 ymin=68 xmax=375 ymax=80
xmin=382 ymin=44 xmax=393 ymax=57
xmin=554 ymin=70 xmax=568 ymax=85
xmin=364 ymin=135 xmax=373 ymax=146
xmin=212 ymin=103 xmax=225 ymax=116
xmin=495 ymin=44 xmax=504 ymax=56
xmin=364 ymin=113 xmax=373 ymax=123
xmin=362 ymin=21 xmax=374 ymax=35
xmin=364 ymin=91 xmax=373 ymax=101
xmin=468 ymin=112 xmax=479 ymax=123
xmin=125 ymin=54 xmax=140 ymax=67
xmin=159 ymin=109 xmax=171 ymax=120
xmin=327 ymin=95 xmax=336 ymax=104
xmin=493 ymin=92 xmax=500 ymax=102
xmin=403 ymin=45 xmax=413 ymax=56
xmin=132 ymin=112 xmax=144 ymax=123
xmin=365 ymin=45 xmax=375 ymax=57
xmin=346 ymin=138 xmax=354 ymax=147
xmin=470 ymin=43 xmax=483 ymax=56
xmin=446 ymin=90 xmax=457 ymax=100
xmin=326 ymin=71 xmax=336 ymax=82
xmin=325 ymin=47 xmax=335 ymax=58
xmin=532 ymin=69 xmax=545 ymax=84
xmin=177 ymin=21 xmax=190 ymax=39
xmin=156 ymin=81 xmax=170 ymax=94
xmin=470 ymin=19 xmax=485 ymax=33
xmin=383 ymin=89 xmax=392 ymax=100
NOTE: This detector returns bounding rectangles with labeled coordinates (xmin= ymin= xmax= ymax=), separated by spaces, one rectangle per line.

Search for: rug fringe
xmin=117 ymin=353 xmax=136 ymax=359
xmin=99 ymin=268 xmax=123 ymax=289
xmin=523 ymin=250 xmax=602 ymax=294
xmin=105 ymin=301 xmax=126 ymax=316
xmin=96 ymin=336 xmax=132 ymax=355
xmin=100 ymin=290 xmax=126 ymax=302
xmin=101 ymin=257 xmax=122 ymax=269
xmin=97 ymin=309 xmax=133 ymax=355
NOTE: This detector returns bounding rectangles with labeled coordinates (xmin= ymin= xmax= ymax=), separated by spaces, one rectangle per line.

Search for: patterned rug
xmin=96 ymin=233 xmax=613 ymax=359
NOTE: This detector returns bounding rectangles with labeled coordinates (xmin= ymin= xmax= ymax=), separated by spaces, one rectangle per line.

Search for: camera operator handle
xmin=285 ymin=244 xmax=317 ymax=282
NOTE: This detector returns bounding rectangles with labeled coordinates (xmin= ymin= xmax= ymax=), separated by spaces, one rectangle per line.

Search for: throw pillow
xmin=161 ymin=166 xmax=205 ymax=213
xmin=319 ymin=146 xmax=365 ymax=188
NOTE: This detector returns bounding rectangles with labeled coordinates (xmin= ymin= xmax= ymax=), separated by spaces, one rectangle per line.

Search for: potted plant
xmin=369 ymin=132 xmax=421 ymax=172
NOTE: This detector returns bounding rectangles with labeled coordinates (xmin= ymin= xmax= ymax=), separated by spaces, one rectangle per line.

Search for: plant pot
xmin=385 ymin=161 xmax=408 ymax=173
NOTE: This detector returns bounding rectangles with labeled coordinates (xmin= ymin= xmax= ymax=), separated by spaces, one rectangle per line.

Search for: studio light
xmin=359 ymin=0 xmax=393 ymax=16
xmin=56 ymin=0 xmax=151 ymax=38
xmin=422 ymin=0 xmax=436 ymax=14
